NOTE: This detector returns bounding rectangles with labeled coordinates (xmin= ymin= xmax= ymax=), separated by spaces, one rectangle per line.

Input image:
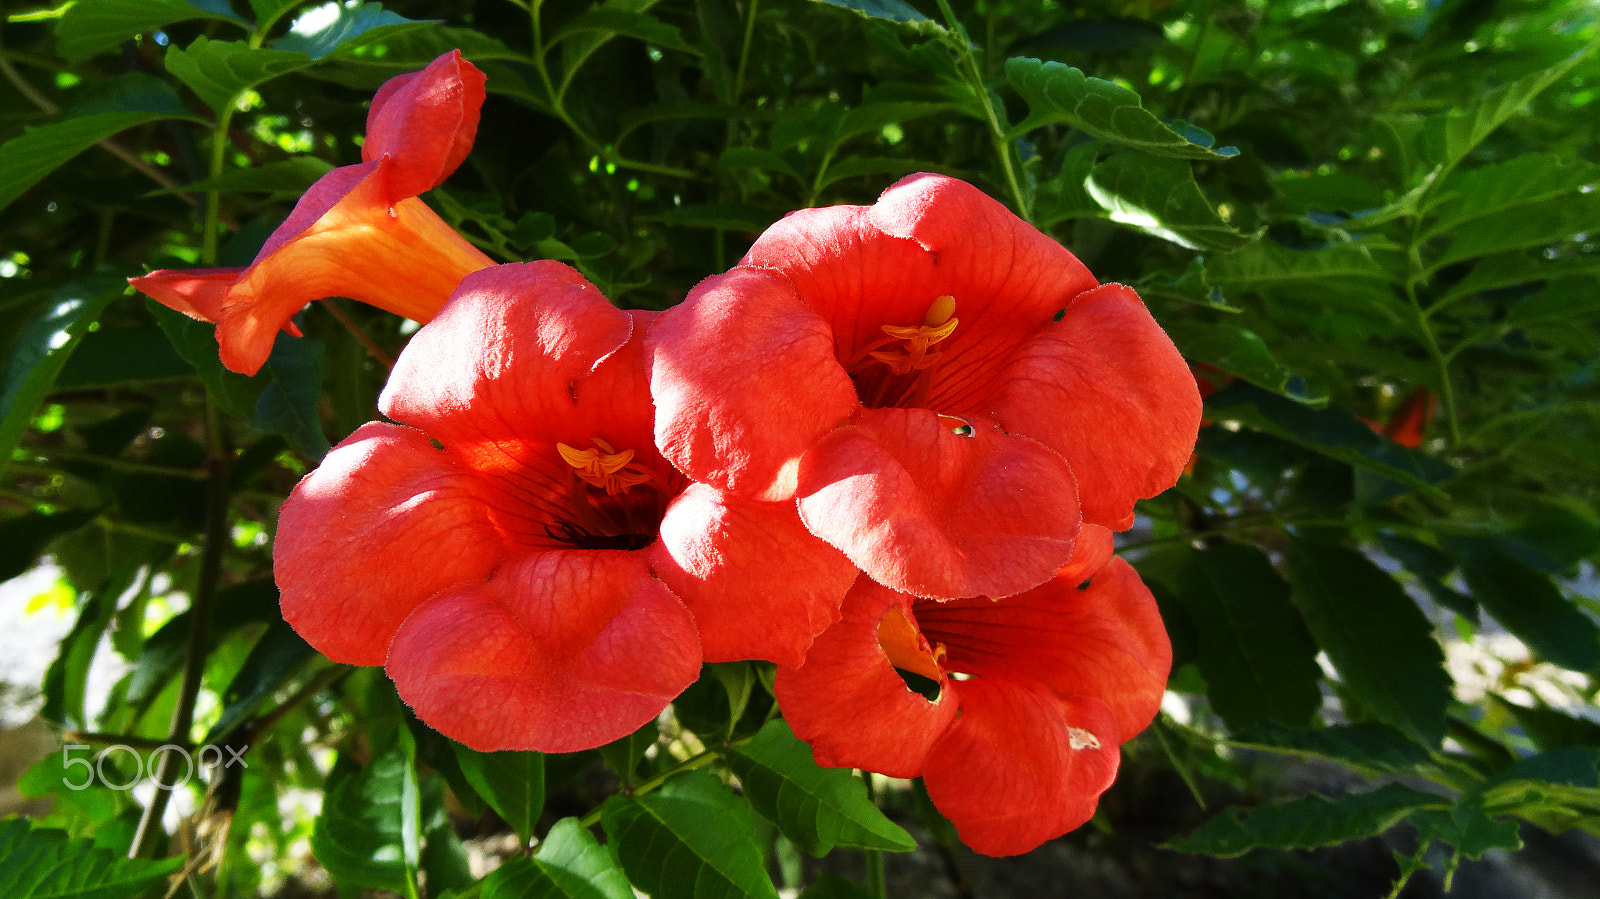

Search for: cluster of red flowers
xmin=134 ymin=53 xmax=1201 ymax=856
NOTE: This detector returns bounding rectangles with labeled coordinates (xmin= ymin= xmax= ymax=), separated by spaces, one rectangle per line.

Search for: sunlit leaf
xmin=481 ymin=818 xmax=633 ymax=899
xmin=0 ymin=817 xmax=185 ymax=899
xmin=602 ymin=770 xmax=780 ymax=899
xmin=311 ymin=743 xmax=420 ymax=894
xmin=1006 ymin=57 xmax=1238 ymax=158
xmin=165 ymin=37 xmax=312 ymax=115
xmin=1085 ymin=153 xmax=1255 ymax=250
xmin=272 ymin=1 xmax=429 ymax=61
xmin=54 ymin=0 xmax=247 ymax=63
xmin=0 ymin=279 xmax=123 ymax=478
xmin=725 ymin=721 xmax=916 ymax=856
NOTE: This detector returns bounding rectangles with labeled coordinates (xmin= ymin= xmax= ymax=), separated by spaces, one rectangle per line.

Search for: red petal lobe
xmin=386 ymin=550 xmax=699 ymax=752
xmin=653 ymin=483 xmax=855 ymax=666
xmin=796 ymin=408 xmax=1080 ymax=599
xmin=274 ymin=422 xmax=503 ymax=665
xmin=923 ymin=680 xmax=1120 ymax=856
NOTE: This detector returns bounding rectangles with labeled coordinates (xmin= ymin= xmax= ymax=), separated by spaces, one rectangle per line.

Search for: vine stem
xmin=1404 ymin=278 xmax=1462 ymax=447
xmin=202 ymin=109 xmax=235 ymax=267
xmin=575 ymin=748 xmax=722 ymax=828
xmin=860 ymin=771 xmax=887 ymax=899
xmin=934 ymin=0 xmax=1029 ymax=220
xmin=128 ymin=399 xmax=229 ymax=859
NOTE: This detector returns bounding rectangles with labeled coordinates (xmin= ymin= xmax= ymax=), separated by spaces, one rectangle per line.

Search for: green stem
xmin=128 ymin=400 xmax=229 ymax=859
xmin=733 ymin=0 xmax=759 ymax=102
xmin=1403 ymin=280 xmax=1462 ymax=447
xmin=934 ymin=0 xmax=1028 ymax=219
xmin=576 ymin=748 xmax=722 ymax=828
xmin=35 ymin=447 xmax=207 ymax=479
xmin=860 ymin=771 xmax=887 ymax=899
xmin=202 ymin=108 xmax=235 ymax=267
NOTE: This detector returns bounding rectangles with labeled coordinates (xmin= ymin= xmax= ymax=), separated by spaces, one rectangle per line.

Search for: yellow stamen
xmin=868 ymin=296 xmax=959 ymax=376
xmin=557 ymin=439 xmax=654 ymax=495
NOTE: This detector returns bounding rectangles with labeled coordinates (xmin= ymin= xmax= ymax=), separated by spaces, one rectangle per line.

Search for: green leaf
xmin=1085 ymin=153 xmax=1255 ymax=251
xmin=1206 ymin=240 xmax=1401 ymax=287
xmin=1378 ymin=534 xmax=1476 ymax=620
xmin=1408 ymin=802 xmax=1522 ymax=860
xmin=54 ymin=0 xmax=247 ymax=63
xmin=0 ymin=817 xmax=185 ymax=899
xmin=725 ymin=721 xmax=916 ymax=856
xmin=149 ymin=302 xmax=329 ymax=458
xmin=1166 ymin=320 xmax=1307 ymax=400
xmin=251 ymin=334 xmax=330 ymax=460
xmin=1284 ymin=540 xmax=1450 ymax=747
xmin=1491 ymin=696 xmax=1600 ymax=753
xmin=1005 ymin=57 xmax=1237 ymax=158
xmin=1434 ymin=252 xmax=1600 ymax=309
xmin=1232 ymin=722 xmax=1433 ymax=774
xmin=717 ymin=147 xmax=806 ymax=182
xmin=1419 ymin=39 xmax=1599 ymax=174
xmin=0 ymin=76 xmax=198 ymax=215
xmin=452 ymin=745 xmax=545 ymax=844
xmin=1442 ymin=538 xmax=1600 ymax=672
xmin=1205 ymin=382 xmax=1449 ymax=496
xmin=550 ymin=8 xmax=696 ymax=55
xmin=602 ymin=769 xmax=780 ymax=899
xmin=202 ymin=620 xmax=317 ymax=743
xmin=481 ymin=818 xmax=633 ymax=899
xmin=815 ymin=156 xmax=944 ymax=192
xmin=273 ymin=1 xmax=430 ymax=61
xmin=1424 ymin=154 xmax=1600 ymax=239
xmin=1164 ymin=783 xmax=1443 ymax=857
xmin=55 ymin=326 xmax=193 ymax=388
xmin=1032 ymin=141 xmax=1101 ymax=228
xmin=1162 ymin=543 xmax=1323 ymax=729
xmin=598 ymin=720 xmax=658 ymax=785
xmin=0 ymin=279 xmax=122 ymax=478
xmin=1433 ymin=190 xmax=1600 ymax=269
xmin=810 ymin=0 xmax=934 ymax=26
xmin=311 ymin=744 xmax=420 ymax=893
xmin=0 ymin=510 xmax=96 ymax=583
xmin=126 ymin=579 xmax=281 ymax=708
xmin=165 ymin=37 xmax=312 ymax=115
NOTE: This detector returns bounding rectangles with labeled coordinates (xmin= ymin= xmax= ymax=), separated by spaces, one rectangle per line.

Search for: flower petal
xmin=740 ymin=174 xmax=1101 ymax=416
xmin=993 ymin=282 xmax=1201 ymax=529
xmin=774 ymin=578 xmax=956 ymax=777
xmin=274 ymin=421 xmax=503 ymax=665
xmin=216 ymin=168 xmax=492 ymax=374
xmin=914 ymin=557 xmax=1171 ymax=745
xmin=795 ymin=407 xmax=1080 ymax=599
xmin=653 ymin=483 xmax=855 ymax=666
xmin=129 ymin=267 xmax=244 ymax=324
xmin=385 ymin=549 xmax=700 ymax=752
xmin=922 ymin=680 xmax=1120 ymax=856
xmin=382 ymin=262 xmax=643 ymax=458
xmin=363 ymin=50 xmax=487 ymax=202
xmin=647 ymin=267 xmax=858 ymax=501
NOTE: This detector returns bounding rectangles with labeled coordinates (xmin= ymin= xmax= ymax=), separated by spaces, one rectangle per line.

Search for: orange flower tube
xmin=132 ymin=51 xmax=493 ymax=375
